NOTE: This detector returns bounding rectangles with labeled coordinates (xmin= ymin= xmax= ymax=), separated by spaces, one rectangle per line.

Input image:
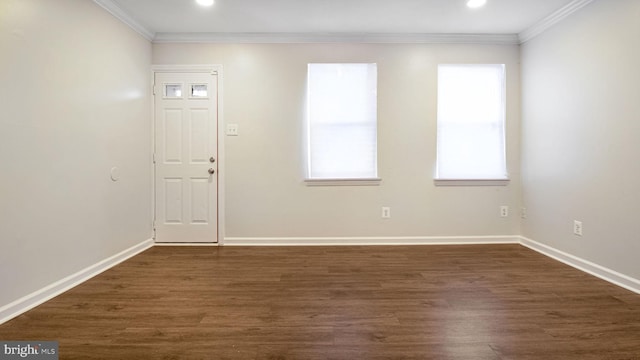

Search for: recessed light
xmin=467 ymin=0 xmax=487 ymax=8
xmin=196 ymin=0 xmax=214 ymax=6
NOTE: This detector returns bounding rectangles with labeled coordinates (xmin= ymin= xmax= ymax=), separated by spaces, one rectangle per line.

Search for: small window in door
xmin=190 ymin=84 xmax=208 ymax=98
xmin=164 ymin=84 xmax=183 ymax=98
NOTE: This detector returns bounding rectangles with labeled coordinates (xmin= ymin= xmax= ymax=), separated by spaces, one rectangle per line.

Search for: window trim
xmin=305 ymin=63 xmax=379 ymax=183
xmin=304 ymin=178 xmax=382 ymax=187
xmin=435 ymin=63 xmax=508 ymax=183
xmin=434 ymin=178 xmax=510 ymax=187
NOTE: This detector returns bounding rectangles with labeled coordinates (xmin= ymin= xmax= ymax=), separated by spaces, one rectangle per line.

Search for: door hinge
xmin=152 ymin=153 xmax=156 ymax=164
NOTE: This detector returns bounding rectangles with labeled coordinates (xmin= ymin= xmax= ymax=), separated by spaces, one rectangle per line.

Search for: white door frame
xmin=151 ymin=64 xmax=225 ymax=245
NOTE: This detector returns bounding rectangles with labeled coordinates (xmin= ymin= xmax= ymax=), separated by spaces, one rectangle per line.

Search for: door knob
xmin=209 ymin=157 xmax=216 ymax=163
xmin=208 ymin=168 xmax=215 ymax=175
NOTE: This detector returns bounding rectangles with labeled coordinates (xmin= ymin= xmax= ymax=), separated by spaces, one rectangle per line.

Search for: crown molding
xmin=93 ymin=0 xmax=593 ymax=46
xmin=153 ymin=32 xmax=520 ymax=45
xmin=518 ymin=0 xmax=595 ymax=43
xmin=92 ymin=0 xmax=155 ymax=41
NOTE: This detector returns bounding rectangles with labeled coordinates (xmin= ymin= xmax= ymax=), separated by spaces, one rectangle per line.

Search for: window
xmin=436 ymin=64 xmax=507 ymax=182
xmin=306 ymin=63 xmax=378 ymax=181
xmin=190 ymin=84 xmax=208 ymax=98
xmin=164 ymin=84 xmax=183 ymax=98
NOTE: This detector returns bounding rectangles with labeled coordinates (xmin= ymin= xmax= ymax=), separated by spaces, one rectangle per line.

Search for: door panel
xmin=163 ymin=109 xmax=183 ymax=163
xmin=154 ymin=72 xmax=218 ymax=243
xmin=189 ymin=109 xmax=210 ymax=163
xmin=164 ymin=178 xmax=183 ymax=223
xmin=190 ymin=178 xmax=209 ymax=223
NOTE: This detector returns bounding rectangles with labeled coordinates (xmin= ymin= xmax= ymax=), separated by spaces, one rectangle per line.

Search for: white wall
xmin=0 ymin=0 xmax=152 ymax=306
xmin=153 ymin=43 xmax=522 ymax=240
xmin=521 ymin=0 xmax=640 ymax=279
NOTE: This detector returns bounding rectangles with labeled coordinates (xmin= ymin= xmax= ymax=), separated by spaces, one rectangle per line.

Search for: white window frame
xmin=435 ymin=64 xmax=509 ymax=186
xmin=305 ymin=63 xmax=381 ymax=186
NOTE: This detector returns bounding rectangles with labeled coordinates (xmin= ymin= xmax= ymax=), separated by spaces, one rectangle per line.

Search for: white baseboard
xmin=223 ymin=235 xmax=520 ymax=246
xmin=520 ymin=237 xmax=640 ymax=295
xmin=0 ymin=238 xmax=154 ymax=325
xmin=225 ymin=235 xmax=640 ymax=294
xmin=3 ymin=235 xmax=638 ymax=326
xmin=154 ymin=242 xmax=219 ymax=246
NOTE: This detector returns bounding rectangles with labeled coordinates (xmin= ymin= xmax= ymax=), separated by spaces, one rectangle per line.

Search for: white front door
xmin=154 ymin=71 xmax=218 ymax=243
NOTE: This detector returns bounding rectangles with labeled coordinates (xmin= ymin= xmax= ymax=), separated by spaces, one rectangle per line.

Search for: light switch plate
xmin=226 ymin=124 xmax=239 ymax=136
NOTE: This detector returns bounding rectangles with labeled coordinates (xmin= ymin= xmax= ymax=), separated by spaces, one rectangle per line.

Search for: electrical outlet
xmin=500 ymin=206 xmax=509 ymax=217
xmin=381 ymin=207 xmax=391 ymax=219
xmin=573 ymin=220 xmax=583 ymax=236
xmin=226 ymin=123 xmax=239 ymax=136
xmin=521 ymin=207 xmax=527 ymax=219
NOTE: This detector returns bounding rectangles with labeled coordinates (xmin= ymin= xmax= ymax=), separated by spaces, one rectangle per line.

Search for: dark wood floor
xmin=1 ymin=245 xmax=639 ymax=359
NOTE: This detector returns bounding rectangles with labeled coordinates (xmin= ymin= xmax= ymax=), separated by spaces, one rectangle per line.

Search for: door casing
xmin=151 ymin=64 xmax=225 ymax=245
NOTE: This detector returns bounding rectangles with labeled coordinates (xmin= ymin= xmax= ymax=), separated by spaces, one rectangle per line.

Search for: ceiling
xmin=97 ymin=0 xmax=592 ymax=43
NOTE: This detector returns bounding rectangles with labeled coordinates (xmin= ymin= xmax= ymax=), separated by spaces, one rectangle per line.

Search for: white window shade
xmin=436 ymin=64 xmax=507 ymax=180
xmin=307 ymin=63 xmax=378 ymax=180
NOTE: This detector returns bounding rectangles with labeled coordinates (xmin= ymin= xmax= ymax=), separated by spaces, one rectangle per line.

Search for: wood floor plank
xmin=0 ymin=245 xmax=639 ymax=359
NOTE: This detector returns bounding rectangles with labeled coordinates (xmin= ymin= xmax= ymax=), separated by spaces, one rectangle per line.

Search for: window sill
xmin=305 ymin=178 xmax=382 ymax=186
xmin=434 ymin=179 xmax=510 ymax=187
